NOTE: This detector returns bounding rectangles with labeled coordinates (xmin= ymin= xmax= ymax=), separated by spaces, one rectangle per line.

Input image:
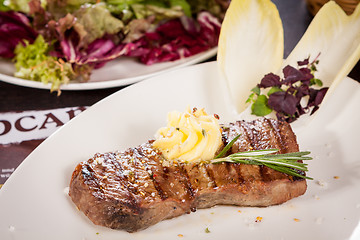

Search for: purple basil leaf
xmin=307 ymin=88 xmax=318 ymax=108
xmin=295 ymin=84 xmax=310 ymax=99
xmin=299 ymin=67 xmax=314 ymax=84
xmin=297 ymin=104 xmax=306 ymax=115
xmin=297 ymin=57 xmax=309 ymax=66
xmin=314 ymin=87 xmax=329 ymax=106
xmin=268 ymin=91 xmax=298 ymax=116
xmin=259 ymin=73 xmax=281 ymax=88
xmin=306 ymin=87 xmax=328 ymax=115
xmin=310 ymin=106 xmax=320 ymax=115
xmin=282 ymin=65 xmax=307 ymax=84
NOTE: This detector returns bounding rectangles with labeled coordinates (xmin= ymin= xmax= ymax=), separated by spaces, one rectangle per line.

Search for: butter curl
xmin=153 ymin=107 xmax=223 ymax=163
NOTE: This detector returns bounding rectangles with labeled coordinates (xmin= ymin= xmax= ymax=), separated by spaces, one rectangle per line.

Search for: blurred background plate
xmin=0 ymin=47 xmax=217 ymax=90
xmin=306 ymin=0 xmax=359 ymax=15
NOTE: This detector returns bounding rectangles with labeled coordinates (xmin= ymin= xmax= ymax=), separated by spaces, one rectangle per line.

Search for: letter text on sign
xmin=0 ymin=106 xmax=87 ymax=144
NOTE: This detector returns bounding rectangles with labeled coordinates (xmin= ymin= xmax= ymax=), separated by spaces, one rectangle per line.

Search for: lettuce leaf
xmin=5 ymin=0 xmax=46 ymax=13
xmin=131 ymin=3 xmax=184 ymax=20
xmin=73 ymin=3 xmax=124 ymax=46
xmin=4 ymin=0 xmax=225 ymax=89
xmin=0 ymin=0 xmax=11 ymax=11
xmin=187 ymin=0 xmax=229 ymax=19
xmin=13 ymin=35 xmax=75 ymax=93
xmin=169 ymin=0 xmax=191 ymax=17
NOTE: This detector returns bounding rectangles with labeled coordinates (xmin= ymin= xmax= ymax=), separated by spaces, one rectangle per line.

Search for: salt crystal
xmin=247 ymin=223 xmax=255 ymax=230
xmin=63 ymin=187 xmax=70 ymax=195
xmin=96 ymin=157 xmax=104 ymax=164
xmin=326 ymin=152 xmax=334 ymax=157
xmin=316 ymin=179 xmax=328 ymax=188
xmin=315 ymin=217 xmax=324 ymax=224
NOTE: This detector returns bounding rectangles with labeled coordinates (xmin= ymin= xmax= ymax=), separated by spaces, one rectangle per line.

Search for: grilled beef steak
xmin=69 ymin=118 xmax=307 ymax=232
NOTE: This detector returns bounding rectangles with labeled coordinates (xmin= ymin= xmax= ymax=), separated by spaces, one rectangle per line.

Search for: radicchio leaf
xmin=0 ymin=11 xmax=38 ymax=58
xmin=124 ymin=12 xmax=221 ymax=65
xmin=29 ymin=0 xmax=52 ymax=34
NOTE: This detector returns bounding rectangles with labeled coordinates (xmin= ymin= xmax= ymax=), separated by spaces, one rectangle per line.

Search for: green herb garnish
xmin=247 ymin=55 xmax=328 ymax=123
xmin=211 ymin=148 xmax=312 ymax=180
xmin=215 ymin=134 xmax=241 ymax=159
xmin=212 ymin=134 xmax=312 ymax=180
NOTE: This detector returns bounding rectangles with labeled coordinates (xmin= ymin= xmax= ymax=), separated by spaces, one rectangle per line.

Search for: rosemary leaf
xmin=215 ymin=134 xmax=241 ymax=159
xmin=210 ymin=148 xmax=313 ymax=180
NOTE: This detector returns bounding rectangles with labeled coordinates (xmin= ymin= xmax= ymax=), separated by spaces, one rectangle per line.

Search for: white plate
xmin=0 ymin=47 xmax=217 ymax=90
xmin=0 ymin=61 xmax=360 ymax=240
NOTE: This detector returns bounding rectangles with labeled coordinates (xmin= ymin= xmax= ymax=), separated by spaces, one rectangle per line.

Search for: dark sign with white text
xmin=0 ymin=106 xmax=87 ymax=187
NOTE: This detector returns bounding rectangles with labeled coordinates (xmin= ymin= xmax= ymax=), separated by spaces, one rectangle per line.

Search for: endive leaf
xmin=217 ymin=0 xmax=283 ymax=113
xmin=284 ymin=2 xmax=360 ymax=102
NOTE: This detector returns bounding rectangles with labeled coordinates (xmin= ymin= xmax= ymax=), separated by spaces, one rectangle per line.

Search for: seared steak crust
xmin=69 ymin=118 xmax=307 ymax=232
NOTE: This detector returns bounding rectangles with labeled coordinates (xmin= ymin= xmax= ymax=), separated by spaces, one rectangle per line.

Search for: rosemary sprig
xmin=215 ymin=134 xmax=241 ymax=159
xmin=212 ymin=135 xmax=313 ymax=180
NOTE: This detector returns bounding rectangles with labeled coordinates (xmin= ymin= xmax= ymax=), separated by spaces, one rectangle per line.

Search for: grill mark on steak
xmin=224 ymin=119 xmax=302 ymax=182
xmin=253 ymin=119 xmax=285 ymax=181
xmin=224 ymin=122 xmax=253 ymax=184
xmin=203 ymin=164 xmax=218 ymax=188
xmin=205 ymin=162 xmax=239 ymax=187
xmin=238 ymin=120 xmax=256 ymax=149
xmin=235 ymin=121 xmax=264 ymax=182
xmin=270 ymin=119 xmax=299 ymax=154
xmin=69 ymin=118 xmax=308 ymax=232
xmin=76 ymin=153 xmax=143 ymax=215
xmin=231 ymin=163 xmax=245 ymax=184
xmin=265 ymin=118 xmax=285 ymax=153
xmin=182 ymin=163 xmax=216 ymax=194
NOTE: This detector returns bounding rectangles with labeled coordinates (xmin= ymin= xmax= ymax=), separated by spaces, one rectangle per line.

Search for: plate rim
xmin=0 ymin=61 xmax=360 ymax=240
xmin=0 ymin=48 xmax=217 ymax=91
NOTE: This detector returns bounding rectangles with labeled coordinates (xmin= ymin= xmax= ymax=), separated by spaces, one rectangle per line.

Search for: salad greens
xmin=72 ymin=3 xmax=124 ymax=45
xmin=0 ymin=0 xmax=229 ymax=93
xmin=0 ymin=0 xmax=11 ymax=11
xmin=13 ymin=35 xmax=75 ymax=94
